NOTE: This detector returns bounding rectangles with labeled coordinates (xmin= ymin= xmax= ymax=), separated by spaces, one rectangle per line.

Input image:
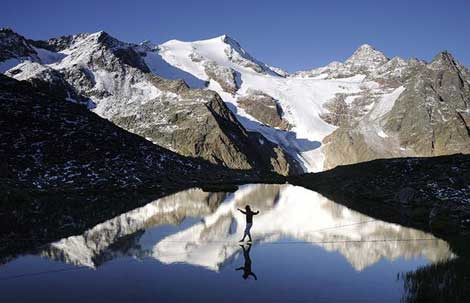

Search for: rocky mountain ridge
xmin=0 ymin=28 xmax=299 ymax=175
xmin=1 ymin=28 xmax=469 ymax=173
xmin=146 ymin=34 xmax=470 ymax=170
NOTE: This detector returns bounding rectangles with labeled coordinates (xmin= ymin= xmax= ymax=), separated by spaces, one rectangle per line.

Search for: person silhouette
xmin=237 ymin=205 xmax=259 ymax=242
xmin=235 ymin=243 xmax=257 ymax=280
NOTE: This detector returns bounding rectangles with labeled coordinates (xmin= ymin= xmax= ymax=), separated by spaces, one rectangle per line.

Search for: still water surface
xmin=0 ymin=184 xmax=453 ymax=302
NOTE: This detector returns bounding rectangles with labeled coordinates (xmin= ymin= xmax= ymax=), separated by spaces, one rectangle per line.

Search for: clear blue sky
xmin=1 ymin=0 xmax=469 ymax=72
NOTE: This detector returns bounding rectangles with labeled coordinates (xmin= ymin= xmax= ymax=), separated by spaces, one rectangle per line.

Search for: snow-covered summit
xmin=345 ymin=43 xmax=389 ymax=72
xmin=292 ymin=44 xmax=390 ymax=79
xmin=158 ymin=34 xmax=282 ymax=77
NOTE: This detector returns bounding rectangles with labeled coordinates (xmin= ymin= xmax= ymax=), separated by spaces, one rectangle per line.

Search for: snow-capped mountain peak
xmin=292 ymin=44 xmax=390 ymax=79
xmin=157 ymin=34 xmax=282 ymax=83
xmin=345 ymin=43 xmax=389 ymax=70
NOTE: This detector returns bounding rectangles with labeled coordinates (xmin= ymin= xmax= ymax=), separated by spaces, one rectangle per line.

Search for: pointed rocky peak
xmin=356 ymin=43 xmax=375 ymax=51
xmin=0 ymin=28 xmax=38 ymax=62
xmin=431 ymin=50 xmax=456 ymax=65
xmin=54 ymin=30 xmax=126 ymax=51
xmin=345 ymin=43 xmax=388 ymax=69
xmin=429 ymin=50 xmax=462 ymax=71
xmin=83 ymin=31 xmax=126 ymax=49
xmin=0 ymin=27 xmax=27 ymax=45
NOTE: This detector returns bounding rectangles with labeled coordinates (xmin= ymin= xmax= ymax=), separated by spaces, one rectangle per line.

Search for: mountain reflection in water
xmin=40 ymin=184 xmax=453 ymax=271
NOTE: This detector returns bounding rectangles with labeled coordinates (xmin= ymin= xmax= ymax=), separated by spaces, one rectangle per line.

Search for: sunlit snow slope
xmin=148 ymin=36 xmax=388 ymax=171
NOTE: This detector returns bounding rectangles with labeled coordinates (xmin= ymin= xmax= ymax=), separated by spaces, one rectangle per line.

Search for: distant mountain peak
xmin=357 ymin=43 xmax=375 ymax=50
xmin=429 ymin=50 xmax=461 ymax=71
xmin=345 ymin=43 xmax=388 ymax=71
xmin=348 ymin=43 xmax=386 ymax=60
xmin=432 ymin=50 xmax=455 ymax=63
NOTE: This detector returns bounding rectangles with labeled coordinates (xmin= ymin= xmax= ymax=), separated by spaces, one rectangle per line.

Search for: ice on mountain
xmin=144 ymin=51 xmax=207 ymax=88
xmin=369 ymin=86 xmax=406 ymax=120
xmin=33 ymin=46 xmax=65 ymax=64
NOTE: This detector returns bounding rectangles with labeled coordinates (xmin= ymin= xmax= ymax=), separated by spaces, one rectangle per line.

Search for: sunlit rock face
xmin=41 ymin=185 xmax=453 ymax=271
xmin=321 ymin=51 xmax=470 ymax=169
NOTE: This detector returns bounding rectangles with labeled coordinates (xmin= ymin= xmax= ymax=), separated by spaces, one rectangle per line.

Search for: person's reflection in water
xmin=236 ymin=244 xmax=257 ymax=280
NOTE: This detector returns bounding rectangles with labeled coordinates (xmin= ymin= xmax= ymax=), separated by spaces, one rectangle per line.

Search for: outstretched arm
xmin=235 ymin=267 xmax=244 ymax=271
xmin=254 ymin=210 xmax=260 ymax=215
xmin=237 ymin=208 xmax=246 ymax=214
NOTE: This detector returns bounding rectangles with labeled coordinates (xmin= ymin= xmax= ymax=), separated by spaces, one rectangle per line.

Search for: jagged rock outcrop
xmin=203 ymin=60 xmax=239 ymax=94
xmin=238 ymin=89 xmax=290 ymax=130
xmin=0 ymin=28 xmax=38 ymax=63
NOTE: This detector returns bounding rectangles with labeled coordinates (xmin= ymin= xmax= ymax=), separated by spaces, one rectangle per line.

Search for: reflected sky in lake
xmin=0 ymin=184 xmax=454 ymax=303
